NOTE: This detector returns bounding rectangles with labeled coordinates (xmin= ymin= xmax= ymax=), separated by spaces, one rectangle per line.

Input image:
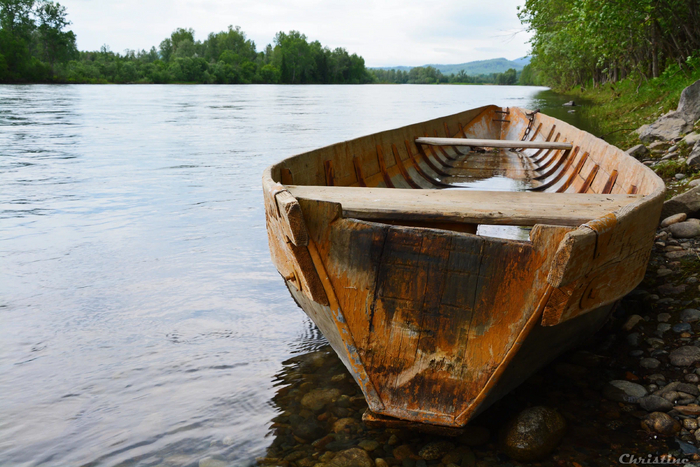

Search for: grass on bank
xmin=562 ymin=59 xmax=700 ymax=150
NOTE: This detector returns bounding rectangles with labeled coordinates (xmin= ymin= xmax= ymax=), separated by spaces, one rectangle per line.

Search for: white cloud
xmin=60 ymin=0 xmax=531 ymax=66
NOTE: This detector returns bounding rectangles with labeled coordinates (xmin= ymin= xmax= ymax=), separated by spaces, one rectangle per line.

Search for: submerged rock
xmin=329 ymin=448 xmax=374 ymax=467
xmin=499 ymin=406 xmax=566 ymax=462
xmin=301 ymin=388 xmax=341 ymax=411
xmin=603 ymin=380 xmax=648 ymax=402
xmin=418 ymin=441 xmax=455 ymax=461
xmin=641 ymin=412 xmax=681 ymax=436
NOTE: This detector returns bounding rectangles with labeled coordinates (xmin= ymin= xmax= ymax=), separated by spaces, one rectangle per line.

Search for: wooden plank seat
xmin=286 ymin=185 xmax=642 ymax=227
xmin=415 ymin=137 xmax=573 ymax=150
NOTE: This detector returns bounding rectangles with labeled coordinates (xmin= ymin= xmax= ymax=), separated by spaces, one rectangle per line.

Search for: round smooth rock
xmin=669 ymin=346 xmax=700 ymax=366
xmin=640 ymin=358 xmax=661 ymax=369
xmin=674 ymin=323 xmax=692 ymax=333
xmin=641 ymin=412 xmax=681 ymax=435
xmin=681 ymin=309 xmax=700 ymax=323
xmin=329 ymin=448 xmax=374 ymax=467
xmin=638 ymin=395 xmax=674 ymax=412
xmin=418 ymin=441 xmax=454 ymax=461
xmin=499 ymin=406 xmax=567 ymax=462
xmin=669 ymin=221 xmax=700 ymax=239
xmin=358 ymin=440 xmax=380 ymax=452
xmin=603 ymin=380 xmax=648 ymax=402
xmin=658 ymin=313 xmax=672 ymax=322
xmin=301 ymin=388 xmax=341 ymax=411
xmin=622 ymin=314 xmax=643 ymax=331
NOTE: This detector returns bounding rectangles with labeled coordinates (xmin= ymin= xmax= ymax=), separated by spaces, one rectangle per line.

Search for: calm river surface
xmin=0 ymin=85 xmax=598 ymax=466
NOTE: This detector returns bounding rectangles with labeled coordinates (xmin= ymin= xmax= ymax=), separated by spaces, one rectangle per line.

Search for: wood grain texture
xmin=287 ymin=185 xmax=642 ymax=227
xmin=416 ymin=137 xmax=573 ymax=150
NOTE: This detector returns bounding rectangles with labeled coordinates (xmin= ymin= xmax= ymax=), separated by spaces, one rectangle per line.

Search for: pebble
xmin=499 ymin=406 xmax=567 ymax=462
xmin=640 ymin=357 xmax=661 ymax=369
xmin=676 ymin=173 xmax=687 ymax=180
xmin=667 ymin=250 xmax=693 ymax=259
xmin=622 ymin=314 xmax=643 ymax=331
xmin=375 ymin=459 xmax=389 ymax=467
xmin=630 ymin=349 xmax=645 ymax=357
xmin=685 ymin=418 xmax=699 ymax=430
xmin=329 ymin=448 xmax=373 ymax=467
xmin=358 ymin=440 xmax=380 ymax=452
xmin=301 ymin=388 xmax=342 ymax=412
xmin=675 ymin=405 xmax=700 ymax=416
xmin=638 ymin=395 xmax=674 ymax=412
xmin=686 ymin=374 xmax=700 ymax=383
xmin=670 ymin=221 xmax=700 ymax=238
xmin=657 ymin=323 xmax=672 ymax=335
xmin=658 ymin=313 xmax=672 ymax=322
xmin=641 ymin=412 xmax=681 ymax=435
xmin=603 ymin=380 xmax=648 ymax=402
xmin=682 ymin=309 xmax=700 ymax=323
xmin=418 ymin=441 xmax=455 ymax=461
xmin=627 ymin=333 xmax=641 ymax=346
xmin=658 ymin=268 xmax=674 ymax=277
xmin=332 ymin=418 xmax=361 ymax=433
xmin=387 ymin=434 xmax=399 ymax=446
xmin=670 ymin=346 xmax=700 ymax=366
xmin=647 ymin=337 xmax=666 ymax=348
xmin=392 ymin=445 xmax=415 ymax=461
xmin=675 ymin=323 xmax=693 ymax=333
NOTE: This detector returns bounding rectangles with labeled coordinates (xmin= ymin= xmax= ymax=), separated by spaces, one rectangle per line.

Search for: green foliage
xmin=0 ymin=2 xmax=374 ymax=85
xmin=519 ymin=0 xmax=700 ymax=90
xmin=371 ymin=65 xmax=523 ymax=86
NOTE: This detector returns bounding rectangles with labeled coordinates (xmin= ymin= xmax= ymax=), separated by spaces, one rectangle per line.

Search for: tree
xmin=35 ymin=1 xmax=76 ymax=74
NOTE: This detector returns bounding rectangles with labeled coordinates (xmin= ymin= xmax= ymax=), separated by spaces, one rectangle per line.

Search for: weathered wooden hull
xmin=263 ymin=105 xmax=665 ymax=427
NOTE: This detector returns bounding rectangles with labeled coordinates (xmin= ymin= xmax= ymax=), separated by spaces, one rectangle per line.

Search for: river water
xmin=0 ymin=84 xmax=598 ymax=466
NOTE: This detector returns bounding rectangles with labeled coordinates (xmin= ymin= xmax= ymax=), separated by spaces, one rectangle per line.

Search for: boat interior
xmin=269 ymin=105 xmax=660 ymax=240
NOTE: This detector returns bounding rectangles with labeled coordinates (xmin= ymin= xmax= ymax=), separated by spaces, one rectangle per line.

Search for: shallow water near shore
xmin=1 ymin=84 xmax=603 ymax=466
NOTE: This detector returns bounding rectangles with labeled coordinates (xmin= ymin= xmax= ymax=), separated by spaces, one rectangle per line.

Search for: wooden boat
xmin=262 ymin=105 xmax=664 ymax=428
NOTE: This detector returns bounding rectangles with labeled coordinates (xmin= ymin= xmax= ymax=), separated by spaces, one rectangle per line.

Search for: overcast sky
xmin=59 ymin=0 xmax=532 ymax=67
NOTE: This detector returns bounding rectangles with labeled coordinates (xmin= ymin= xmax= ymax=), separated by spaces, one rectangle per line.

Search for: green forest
xmin=0 ymin=0 xmax=524 ymax=85
xmin=0 ymin=0 xmax=373 ymax=84
xmin=518 ymin=0 xmax=700 ymax=89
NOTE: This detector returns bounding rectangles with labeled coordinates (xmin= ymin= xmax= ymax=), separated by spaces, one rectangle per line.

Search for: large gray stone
xmin=661 ymin=185 xmax=700 ymax=218
xmin=638 ymin=117 xmax=693 ymax=143
xmin=668 ymin=221 xmax=700 ymax=238
xmin=626 ymin=144 xmax=650 ymax=159
xmin=677 ymin=79 xmax=700 ymax=124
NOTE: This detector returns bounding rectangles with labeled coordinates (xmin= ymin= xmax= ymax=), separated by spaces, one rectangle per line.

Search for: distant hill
xmin=373 ymin=57 xmax=530 ymax=76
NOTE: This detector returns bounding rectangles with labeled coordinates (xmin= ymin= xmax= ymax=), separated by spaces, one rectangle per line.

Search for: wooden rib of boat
xmin=262 ymin=105 xmax=665 ymax=428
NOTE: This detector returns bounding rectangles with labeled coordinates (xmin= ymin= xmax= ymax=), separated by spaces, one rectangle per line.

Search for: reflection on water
xmin=1 ymin=84 xmax=595 ymax=466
